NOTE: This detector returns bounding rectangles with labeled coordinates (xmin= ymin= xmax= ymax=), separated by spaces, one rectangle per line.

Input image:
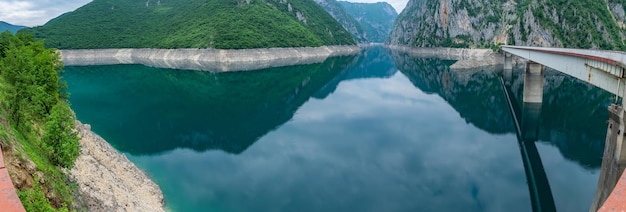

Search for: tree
xmin=42 ymin=102 xmax=79 ymax=168
xmin=0 ymin=32 xmax=63 ymax=127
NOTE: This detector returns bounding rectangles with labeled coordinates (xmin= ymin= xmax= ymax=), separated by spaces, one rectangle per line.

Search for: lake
xmin=63 ymin=46 xmax=609 ymax=211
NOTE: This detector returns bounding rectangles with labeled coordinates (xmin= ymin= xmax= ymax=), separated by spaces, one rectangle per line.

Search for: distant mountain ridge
xmin=22 ymin=0 xmax=356 ymax=49
xmin=338 ymin=1 xmax=398 ymax=43
xmin=314 ymin=0 xmax=369 ymax=43
xmin=0 ymin=21 xmax=26 ymax=33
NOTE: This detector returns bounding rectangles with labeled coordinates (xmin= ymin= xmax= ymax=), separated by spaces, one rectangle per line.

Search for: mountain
xmin=338 ymin=1 xmax=398 ymax=43
xmin=388 ymin=0 xmax=626 ymax=50
xmin=0 ymin=21 xmax=25 ymax=33
xmin=314 ymin=0 xmax=369 ymax=43
xmin=22 ymin=0 xmax=356 ymax=49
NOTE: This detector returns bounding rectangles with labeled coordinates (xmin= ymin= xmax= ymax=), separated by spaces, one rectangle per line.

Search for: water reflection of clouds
xmin=131 ymin=74 xmax=532 ymax=212
xmin=535 ymin=142 xmax=599 ymax=212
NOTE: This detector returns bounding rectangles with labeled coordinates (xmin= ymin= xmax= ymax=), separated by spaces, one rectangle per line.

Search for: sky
xmin=0 ymin=0 xmax=408 ymax=27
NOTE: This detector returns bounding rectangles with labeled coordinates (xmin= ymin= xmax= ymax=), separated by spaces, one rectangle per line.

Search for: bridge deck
xmin=502 ymin=45 xmax=626 ymax=98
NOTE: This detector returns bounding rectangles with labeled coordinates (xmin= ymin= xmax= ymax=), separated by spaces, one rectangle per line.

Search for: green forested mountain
xmin=338 ymin=1 xmax=397 ymax=43
xmin=0 ymin=21 xmax=25 ymax=33
xmin=22 ymin=0 xmax=356 ymax=49
xmin=389 ymin=0 xmax=626 ymax=50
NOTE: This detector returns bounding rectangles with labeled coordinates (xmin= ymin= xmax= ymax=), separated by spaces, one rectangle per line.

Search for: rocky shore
xmin=71 ymin=122 xmax=164 ymax=211
xmin=60 ymin=45 xmax=360 ymax=72
xmin=385 ymin=45 xmax=504 ymax=69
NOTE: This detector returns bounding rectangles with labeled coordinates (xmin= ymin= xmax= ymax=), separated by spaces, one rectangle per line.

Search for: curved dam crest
xmin=60 ymin=46 xmax=361 ymax=72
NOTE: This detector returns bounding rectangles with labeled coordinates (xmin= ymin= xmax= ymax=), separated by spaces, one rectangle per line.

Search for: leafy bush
xmin=18 ymin=179 xmax=57 ymax=212
xmin=42 ymin=102 xmax=79 ymax=168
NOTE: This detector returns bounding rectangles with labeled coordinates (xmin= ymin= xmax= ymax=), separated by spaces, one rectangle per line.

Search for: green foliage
xmin=0 ymin=31 xmax=79 ymax=210
xmin=0 ymin=31 xmax=63 ymax=127
xmin=42 ymin=102 xmax=79 ymax=168
xmin=19 ymin=178 xmax=56 ymax=212
xmin=18 ymin=178 xmax=69 ymax=212
xmin=491 ymin=42 xmax=504 ymax=52
xmin=529 ymin=0 xmax=625 ymax=50
xmin=22 ymin=0 xmax=355 ymax=49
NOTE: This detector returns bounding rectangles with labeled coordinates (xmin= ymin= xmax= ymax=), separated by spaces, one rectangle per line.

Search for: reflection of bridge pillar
xmin=522 ymin=103 xmax=542 ymax=142
xmin=523 ymin=62 xmax=544 ymax=103
xmin=503 ymin=68 xmax=513 ymax=86
xmin=591 ymin=105 xmax=626 ymax=211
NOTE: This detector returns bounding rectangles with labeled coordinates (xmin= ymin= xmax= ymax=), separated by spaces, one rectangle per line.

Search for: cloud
xmin=0 ymin=0 xmax=92 ymax=27
xmin=342 ymin=0 xmax=409 ymax=13
xmin=0 ymin=0 xmax=408 ymax=27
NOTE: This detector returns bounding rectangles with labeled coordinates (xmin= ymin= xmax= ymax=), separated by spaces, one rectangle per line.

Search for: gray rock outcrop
xmin=71 ymin=122 xmax=165 ymax=212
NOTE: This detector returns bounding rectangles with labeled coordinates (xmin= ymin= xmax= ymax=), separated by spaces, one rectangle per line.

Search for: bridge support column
xmin=504 ymin=53 xmax=513 ymax=70
xmin=523 ymin=62 xmax=544 ymax=103
xmin=591 ymin=105 xmax=626 ymax=211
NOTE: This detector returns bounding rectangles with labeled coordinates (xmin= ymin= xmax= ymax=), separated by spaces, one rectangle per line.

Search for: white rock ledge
xmin=60 ymin=46 xmax=361 ymax=72
xmin=385 ymin=45 xmax=503 ymax=70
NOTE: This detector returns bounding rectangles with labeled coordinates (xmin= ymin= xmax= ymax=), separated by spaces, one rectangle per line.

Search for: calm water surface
xmin=64 ymin=46 xmax=609 ymax=211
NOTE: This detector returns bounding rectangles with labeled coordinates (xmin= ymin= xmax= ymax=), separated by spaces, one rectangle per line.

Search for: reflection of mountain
xmin=390 ymin=51 xmax=513 ymax=134
xmin=314 ymin=46 xmax=397 ymax=98
xmin=65 ymin=56 xmax=355 ymax=155
xmin=389 ymin=51 xmax=608 ymax=169
xmin=511 ymin=70 xmax=610 ymax=169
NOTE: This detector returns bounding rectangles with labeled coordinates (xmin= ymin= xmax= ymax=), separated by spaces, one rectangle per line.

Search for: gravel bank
xmin=71 ymin=122 xmax=164 ymax=212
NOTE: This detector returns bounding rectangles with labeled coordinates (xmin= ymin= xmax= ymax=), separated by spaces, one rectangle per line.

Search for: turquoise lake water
xmin=63 ymin=46 xmax=609 ymax=211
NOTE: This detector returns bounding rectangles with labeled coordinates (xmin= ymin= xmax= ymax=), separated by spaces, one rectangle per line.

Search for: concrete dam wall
xmin=60 ymin=46 xmax=361 ymax=72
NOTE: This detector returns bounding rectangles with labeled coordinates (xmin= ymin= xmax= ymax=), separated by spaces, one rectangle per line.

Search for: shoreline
xmin=60 ymin=45 xmax=360 ymax=72
xmin=385 ymin=45 xmax=504 ymax=69
xmin=72 ymin=121 xmax=165 ymax=211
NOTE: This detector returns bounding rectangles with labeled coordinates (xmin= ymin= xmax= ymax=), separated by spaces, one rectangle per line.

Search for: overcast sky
xmin=0 ymin=0 xmax=408 ymax=27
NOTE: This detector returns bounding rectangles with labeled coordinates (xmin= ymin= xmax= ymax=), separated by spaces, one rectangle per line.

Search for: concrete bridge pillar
xmin=504 ymin=53 xmax=513 ymax=70
xmin=591 ymin=105 xmax=626 ymax=211
xmin=523 ymin=62 xmax=544 ymax=103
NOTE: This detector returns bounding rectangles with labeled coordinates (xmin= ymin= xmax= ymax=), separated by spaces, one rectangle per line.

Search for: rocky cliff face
xmin=389 ymin=0 xmax=626 ymax=50
xmin=338 ymin=1 xmax=398 ymax=43
xmin=314 ymin=0 xmax=369 ymax=43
